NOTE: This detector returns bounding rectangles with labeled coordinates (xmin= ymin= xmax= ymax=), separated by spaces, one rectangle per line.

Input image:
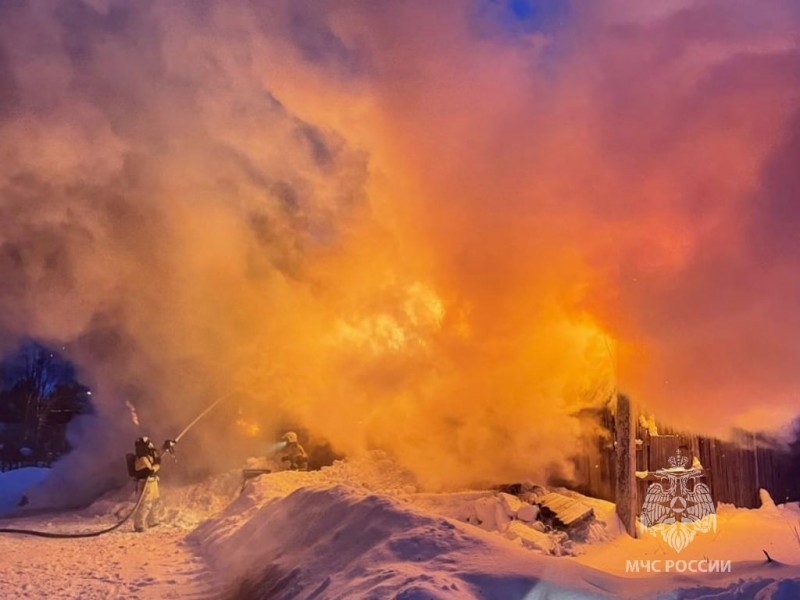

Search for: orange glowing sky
xmin=0 ymin=0 xmax=798 ymax=497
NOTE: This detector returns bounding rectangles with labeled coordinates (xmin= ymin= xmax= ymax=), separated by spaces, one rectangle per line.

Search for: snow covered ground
xmin=1 ymin=454 xmax=799 ymax=599
xmin=0 ymin=471 xmax=239 ymax=599
xmin=0 ymin=516 xmax=219 ymax=599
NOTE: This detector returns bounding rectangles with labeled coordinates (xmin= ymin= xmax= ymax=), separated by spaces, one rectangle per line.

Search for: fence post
xmin=615 ymin=394 xmax=637 ymax=537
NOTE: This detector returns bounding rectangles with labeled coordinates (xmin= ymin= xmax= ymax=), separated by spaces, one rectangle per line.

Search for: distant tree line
xmin=0 ymin=341 xmax=93 ymax=471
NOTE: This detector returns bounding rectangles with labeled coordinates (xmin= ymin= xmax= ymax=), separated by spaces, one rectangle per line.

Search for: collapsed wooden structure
xmin=533 ymin=492 xmax=594 ymax=532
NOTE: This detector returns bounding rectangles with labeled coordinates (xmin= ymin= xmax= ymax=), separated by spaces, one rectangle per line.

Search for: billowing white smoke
xmin=1 ymin=0 xmax=799 ymax=506
xmin=0 ymin=1 xmax=374 ymax=504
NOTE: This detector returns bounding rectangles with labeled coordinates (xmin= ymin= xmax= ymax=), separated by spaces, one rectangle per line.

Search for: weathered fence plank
xmin=614 ymin=395 xmax=637 ymax=537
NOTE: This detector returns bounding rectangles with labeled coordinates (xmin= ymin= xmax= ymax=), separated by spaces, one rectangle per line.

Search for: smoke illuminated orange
xmin=1 ymin=0 xmax=798 ymax=503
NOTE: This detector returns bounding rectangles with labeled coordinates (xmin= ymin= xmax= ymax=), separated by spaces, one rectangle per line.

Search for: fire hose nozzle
xmin=162 ymin=439 xmax=177 ymax=453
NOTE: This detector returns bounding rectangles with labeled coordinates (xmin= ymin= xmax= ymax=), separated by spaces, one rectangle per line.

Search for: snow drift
xmin=190 ymin=484 xmax=609 ymax=600
xmin=188 ymin=472 xmax=800 ymax=599
xmin=183 ymin=456 xmax=800 ymax=599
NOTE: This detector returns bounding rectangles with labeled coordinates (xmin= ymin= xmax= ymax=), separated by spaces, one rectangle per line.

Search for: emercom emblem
xmin=639 ymin=447 xmax=716 ymax=553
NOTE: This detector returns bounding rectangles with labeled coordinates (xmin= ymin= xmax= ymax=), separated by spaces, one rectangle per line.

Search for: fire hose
xmin=0 ymin=393 xmax=230 ymax=538
xmin=0 ymin=483 xmax=147 ymax=539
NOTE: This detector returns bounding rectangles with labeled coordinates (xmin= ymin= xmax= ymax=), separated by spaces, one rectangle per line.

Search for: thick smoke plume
xmin=0 ymin=0 xmax=798 ymax=503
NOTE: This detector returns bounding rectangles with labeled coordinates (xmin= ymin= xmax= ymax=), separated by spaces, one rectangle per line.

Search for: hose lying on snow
xmin=0 ymin=484 xmax=146 ymax=539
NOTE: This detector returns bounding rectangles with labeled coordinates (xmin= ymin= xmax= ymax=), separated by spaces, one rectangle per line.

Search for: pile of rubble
xmin=466 ymin=483 xmax=596 ymax=556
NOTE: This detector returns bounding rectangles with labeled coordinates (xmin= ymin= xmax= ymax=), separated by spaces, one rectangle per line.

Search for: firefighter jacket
xmin=134 ymin=454 xmax=161 ymax=480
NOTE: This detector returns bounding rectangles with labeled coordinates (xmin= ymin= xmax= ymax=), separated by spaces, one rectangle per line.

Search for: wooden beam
xmin=615 ymin=394 xmax=637 ymax=537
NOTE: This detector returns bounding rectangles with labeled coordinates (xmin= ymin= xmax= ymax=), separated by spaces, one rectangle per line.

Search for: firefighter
xmin=132 ymin=436 xmax=173 ymax=532
xmin=280 ymin=431 xmax=308 ymax=471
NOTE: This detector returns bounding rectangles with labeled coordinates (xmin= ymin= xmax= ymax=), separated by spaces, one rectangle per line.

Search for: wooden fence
xmin=572 ymin=409 xmax=797 ymax=509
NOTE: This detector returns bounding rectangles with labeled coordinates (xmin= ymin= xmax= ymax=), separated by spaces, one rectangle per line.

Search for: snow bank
xmin=183 ymin=455 xmax=800 ymax=599
xmin=0 ymin=468 xmax=50 ymax=515
xmin=190 ymin=484 xmax=611 ymax=599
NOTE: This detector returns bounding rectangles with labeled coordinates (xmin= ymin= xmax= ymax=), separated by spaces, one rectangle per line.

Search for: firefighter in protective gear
xmin=280 ymin=431 xmax=308 ymax=471
xmin=132 ymin=436 xmax=167 ymax=532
